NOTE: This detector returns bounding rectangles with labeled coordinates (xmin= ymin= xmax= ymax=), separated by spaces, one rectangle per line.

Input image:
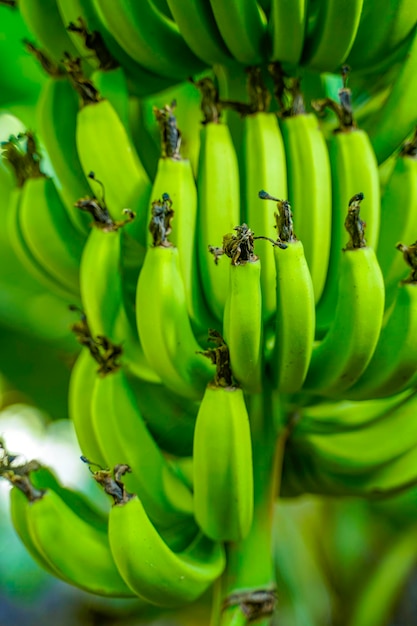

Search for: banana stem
xmin=210 ymin=390 xmax=288 ymax=626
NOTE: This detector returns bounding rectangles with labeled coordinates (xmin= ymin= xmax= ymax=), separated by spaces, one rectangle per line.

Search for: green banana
xmin=75 ymin=84 xmax=151 ymax=247
xmin=68 ymin=347 xmax=108 ymax=467
xmin=90 ymin=367 xmax=194 ymax=527
xmin=136 ymin=203 xmax=215 ymax=399
xmin=208 ymin=0 xmax=269 ymax=64
xmin=268 ymin=0 xmax=308 ymax=66
xmin=279 ymin=98 xmax=332 ymax=304
xmin=195 ymin=79 xmax=241 ymax=322
xmin=19 ymin=175 xmax=84 ymax=298
xmin=93 ymin=0 xmax=206 ymax=79
xmin=301 ymin=0 xmax=364 ymax=72
xmin=222 ymin=229 xmax=263 ymax=394
xmin=241 ymin=68 xmax=287 ymax=323
xmin=267 ymin=199 xmax=316 ymax=394
xmin=101 ymin=466 xmax=226 ymax=607
xmin=313 ymin=79 xmax=380 ymax=335
xmin=344 ymin=280 xmax=417 ymax=400
xmin=165 ymin=0 xmax=231 ymax=65
xmin=36 ymin=76 xmax=91 ymax=235
xmin=346 ymin=0 xmax=417 ymax=72
xmin=6 ymin=464 xmax=134 ymax=598
xmin=304 ymin=194 xmax=385 ymax=397
xmin=19 ymin=0 xmax=80 ymax=64
xmin=362 ymin=25 xmax=417 ymax=164
xmin=193 ymin=375 xmax=254 ymax=542
xmin=377 ymin=133 xmax=417 ymax=305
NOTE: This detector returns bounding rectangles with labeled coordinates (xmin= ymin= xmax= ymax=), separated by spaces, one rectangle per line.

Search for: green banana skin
xmin=269 ymin=0 xmax=307 ymax=66
xmin=193 ymin=385 xmax=254 ymax=542
xmin=348 ymin=524 xmax=417 ymax=626
xmin=76 ymin=97 xmax=151 ymax=248
xmin=26 ymin=489 xmax=136 ymax=597
xmin=19 ymin=0 xmax=80 ymax=64
xmin=127 ymin=374 xmax=199 ymax=457
xmin=316 ymin=129 xmax=380 ymax=335
xmin=223 ymin=259 xmax=263 ymax=394
xmin=166 ymin=0 xmax=232 ymax=65
xmin=272 ymin=239 xmax=316 ymax=394
xmin=208 ymin=0 xmax=269 ymax=64
xmin=10 ymin=487 xmax=66 ymax=580
xmin=279 ymin=112 xmax=332 ymax=304
xmin=36 ymin=77 xmax=91 ymax=235
xmin=7 ymin=188 xmax=79 ymax=302
xmin=295 ymin=393 xmax=417 ymax=479
xmin=136 ymin=245 xmax=215 ymax=400
xmin=346 ymin=0 xmax=417 ymax=71
xmin=300 ymin=0 xmax=364 ymax=72
xmin=109 ymin=495 xmax=226 ymax=607
xmin=344 ymin=283 xmax=417 ymax=400
xmin=94 ymin=0 xmax=206 ymax=80
xmin=69 ymin=348 xmax=108 ymax=467
xmin=197 ymin=121 xmax=241 ymax=323
xmin=363 ymin=26 xmax=417 ymax=164
xmin=304 ymin=247 xmax=385 ymax=397
xmin=91 ymin=368 xmax=194 ymax=527
xmin=19 ymin=176 xmax=84 ymax=297
xmin=295 ymin=390 xmax=413 ymax=436
xmin=242 ymin=112 xmax=287 ymax=323
xmin=377 ymin=149 xmax=417 ymax=305
xmin=91 ymin=67 xmax=131 ymax=132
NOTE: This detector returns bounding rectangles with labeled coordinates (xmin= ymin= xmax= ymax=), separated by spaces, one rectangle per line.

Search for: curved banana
xmin=258 ymin=194 xmax=315 ymax=393
xmin=6 ymin=465 xmax=134 ymax=598
xmin=19 ymin=0 xmax=80 ymax=64
xmin=36 ymin=76 xmax=91 ymax=235
xmin=268 ymin=0 xmax=308 ymax=65
xmin=195 ymin=80 xmax=241 ymax=322
xmin=377 ymin=134 xmax=417 ymax=304
xmin=304 ymin=194 xmax=385 ymax=397
xmin=147 ymin=102 xmax=210 ymax=332
xmin=297 ymin=390 xmax=413 ymax=436
xmin=79 ymin=226 xmax=159 ymax=382
xmin=68 ymin=347 xmax=107 ymax=466
xmin=313 ymin=81 xmax=380 ymax=335
xmin=362 ymin=26 xmax=417 ymax=164
xmin=19 ymin=175 xmax=83 ymax=298
xmin=101 ymin=468 xmax=226 ymax=607
xmin=136 ymin=231 xmax=215 ymax=399
xmin=241 ymin=72 xmax=287 ymax=322
xmin=193 ymin=375 xmax=254 ymax=542
xmin=165 ymin=0 xmax=231 ymax=65
xmin=279 ymin=110 xmax=332 ymax=304
xmin=223 ymin=240 xmax=263 ymax=394
xmin=208 ymin=0 xmax=269 ymax=64
xmin=93 ymin=0 xmax=206 ymax=79
xmin=345 ymin=273 xmax=417 ymax=400
xmin=346 ymin=0 xmax=417 ymax=72
xmin=90 ymin=367 xmax=194 ymax=527
xmin=300 ymin=0 xmax=364 ymax=72
xmin=76 ymin=89 xmax=151 ymax=248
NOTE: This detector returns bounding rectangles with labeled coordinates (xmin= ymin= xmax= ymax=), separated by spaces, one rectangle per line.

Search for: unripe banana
xmin=304 ymin=194 xmax=385 ymax=397
xmin=193 ymin=333 xmax=254 ymax=542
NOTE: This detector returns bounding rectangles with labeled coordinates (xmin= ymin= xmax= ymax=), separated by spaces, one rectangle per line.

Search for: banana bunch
xmin=2 ymin=1 xmax=417 ymax=624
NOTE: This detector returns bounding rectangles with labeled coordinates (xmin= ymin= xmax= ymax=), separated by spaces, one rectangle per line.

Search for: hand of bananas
xmin=2 ymin=1 xmax=417 ymax=624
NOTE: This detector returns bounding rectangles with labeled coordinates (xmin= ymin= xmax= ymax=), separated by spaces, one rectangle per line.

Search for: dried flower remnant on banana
xmin=70 ymin=305 xmax=123 ymax=375
xmin=153 ymin=100 xmax=182 ymax=159
xmin=397 ymin=240 xmax=417 ymax=283
xmin=1 ymin=132 xmax=45 ymax=187
xmin=83 ymin=459 xmax=133 ymax=505
xmin=344 ymin=193 xmax=367 ymax=250
xmin=63 ymin=53 xmax=102 ymax=106
xmin=198 ymin=329 xmax=234 ymax=389
xmin=148 ymin=193 xmax=175 ymax=247
xmin=23 ymin=40 xmax=65 ymax=77
xmin=74 ymin=172 xmax=135 ymax=232
xmin=312 ymin=65 xmax=356 ymax=131
xmin=0 ymin=441 xmax=44 ymax=502
xmin=67 ymin=17 xmax=118 ymax=71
